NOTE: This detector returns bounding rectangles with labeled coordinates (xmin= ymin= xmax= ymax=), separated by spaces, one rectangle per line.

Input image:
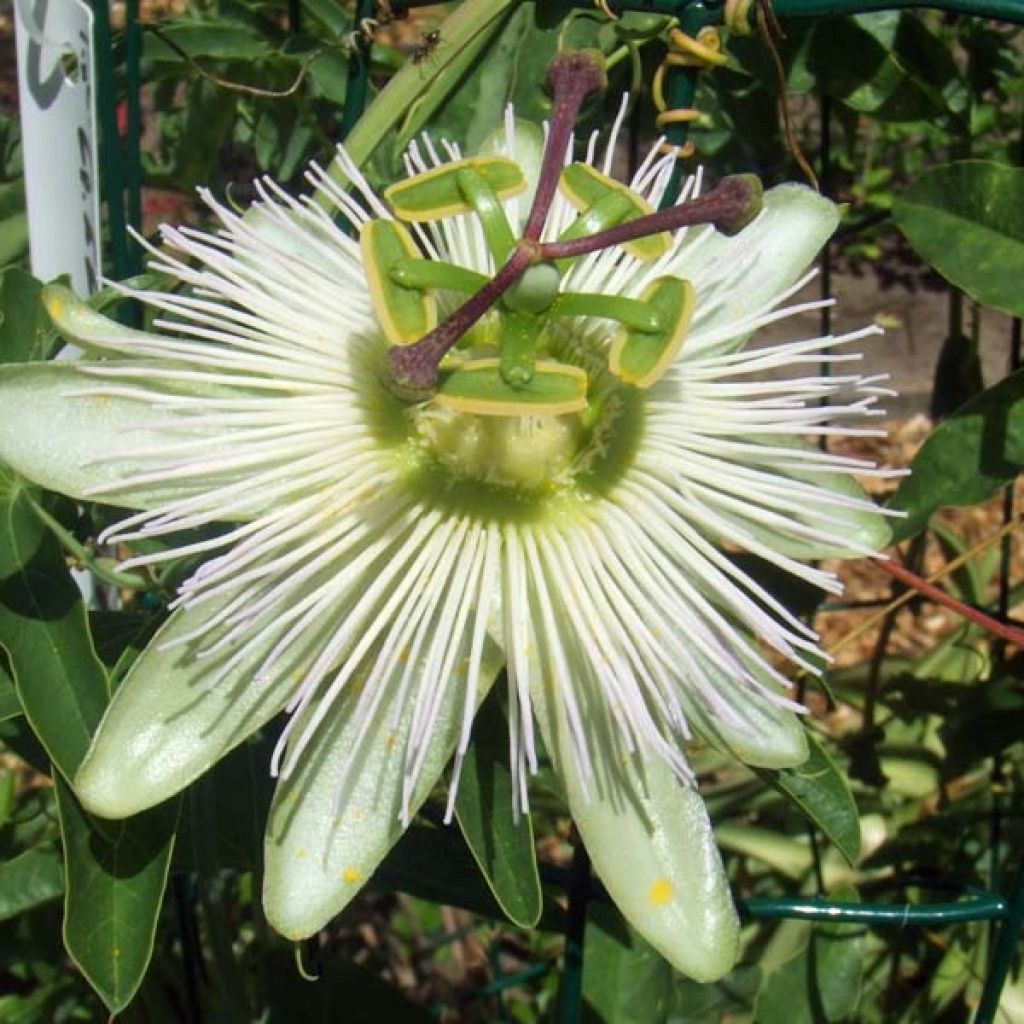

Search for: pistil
xmin=383 ymin=55 xmax=763 ymax=399
xmin=539 ymin=175 xmax=763 ymax=262
xmin=521 ymin=51 xmax=607 ymax=242
xmin=389 ymin=245 xmax=535 ymax=394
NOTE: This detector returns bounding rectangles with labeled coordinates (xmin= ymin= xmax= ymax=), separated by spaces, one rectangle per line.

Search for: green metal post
xmin=560 ymin=837 xmax=591 ymax=1024
xmin=340 ymin=0 xmax=378 ymax=141
xmin=124 ymin=0 xmax=143 ymax=276
xmin=974 ymin=867 xmax=1024 ymax=1024
xmin=90 ymin=0 xmax=130 ymax=280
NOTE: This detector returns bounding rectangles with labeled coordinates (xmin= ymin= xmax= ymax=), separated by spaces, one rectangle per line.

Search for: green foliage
xmin=888 ymin=368 xmax=1024 ymax=540
xmin=754 ymin=888 xmax=865 ymax=1024
xmin=894 ymin=161 xmax=1024 ymax=316
xmin=754 ymin=734 xmax=861 ymax=866
xmin=455 ymin=686 xmax=543 ymax=928
xmin=0 ymin=2 xmax=1022 ymax=1021
xmin=0 ymin=467 xmax=108 ymax=782
xmin=582 ymin=903 xmax=675 ymax=1023
xmin=56 ymin=779 xmax=177 ymax=1013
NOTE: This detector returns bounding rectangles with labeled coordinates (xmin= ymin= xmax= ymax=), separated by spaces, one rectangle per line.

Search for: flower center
xmin=405 ymin=326 xmax=640 ymax=499
xmin=412 ymin=404 xmax=584 ymax=493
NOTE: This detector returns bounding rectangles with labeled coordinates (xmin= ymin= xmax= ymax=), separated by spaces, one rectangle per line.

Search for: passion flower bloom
xmin=0 ymin=55 xmax=896 ymax=982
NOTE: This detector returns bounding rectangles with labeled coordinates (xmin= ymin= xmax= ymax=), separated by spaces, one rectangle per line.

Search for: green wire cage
xmin=16 ymin=0 xmax=1024 ymax=1020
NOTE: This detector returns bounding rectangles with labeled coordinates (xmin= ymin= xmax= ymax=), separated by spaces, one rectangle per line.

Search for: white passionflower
xmin=0 ymin=69 xmax=897 ymax=980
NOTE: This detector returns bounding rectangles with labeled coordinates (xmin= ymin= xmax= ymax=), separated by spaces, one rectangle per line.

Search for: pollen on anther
xmin=343 ymin=868 xmax=363 ymax=884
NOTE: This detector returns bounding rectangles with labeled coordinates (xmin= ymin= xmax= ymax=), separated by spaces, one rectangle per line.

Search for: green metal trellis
xmin=86 ymin=0 xmax=1023 ymax=1020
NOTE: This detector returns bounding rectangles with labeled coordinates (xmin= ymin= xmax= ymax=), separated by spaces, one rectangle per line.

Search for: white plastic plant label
xmin=14 ymin=0 xmax=102 ymax=296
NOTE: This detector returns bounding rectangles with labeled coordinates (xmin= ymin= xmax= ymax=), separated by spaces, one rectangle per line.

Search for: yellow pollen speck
xmin=297 ymin=847 xmax=308 ymax=859
xmin=48 ymin=298 xmax=63 ymax=318
xmin=349 ymin=807 xmax=364 ymax=822
xmin=343 ymin=868 xmax=362 ymax=884
xmin=649 ymin=879 xmax=674 ymax=905
xmin=386 ymin=733 xmax=397 ymax=750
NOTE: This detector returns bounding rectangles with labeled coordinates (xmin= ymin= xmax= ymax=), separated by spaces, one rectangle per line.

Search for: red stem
xmin=876 ymin=558 xmax=1024 ymax=647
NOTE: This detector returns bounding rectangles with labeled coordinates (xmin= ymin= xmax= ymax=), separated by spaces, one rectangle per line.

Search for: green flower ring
xmin=0 ymin=55 xmax=901 ymax=982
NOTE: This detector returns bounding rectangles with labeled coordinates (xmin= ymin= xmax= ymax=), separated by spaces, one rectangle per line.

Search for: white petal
xmin=531 ymin=672 xmax=739 ymax=982
xmin=0 ymin=363 xmax=222 ymax=509
xmin=683 ymin=185 xmax=839 ymax=358
xmin=74 ymin=578 xmax=321 ymax=817
xmin=262 ymin=614 xmax=503 ymax=939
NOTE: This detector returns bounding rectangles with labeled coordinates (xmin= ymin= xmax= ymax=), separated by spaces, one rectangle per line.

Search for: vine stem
xmin=829 ymin=517 xmax=1022 ymax=656
xmin=874 ymin=557 xmax=1024 ymax=647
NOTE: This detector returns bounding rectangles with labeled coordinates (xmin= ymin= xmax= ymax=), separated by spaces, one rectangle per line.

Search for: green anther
xmin=550 ymin=292 xmax=663 ymax=334
xmin=360 ymin=219 xmax=437 ymax=346
xmin=559 ymin=163 xmax=671 ymax=262
xmin=391 ymin=258 xmax=489 ymax=295
xmin=559 ymin=192 xmax=634 ymax=243
xmin=454 ymin=168 xmax=518 ymax=265
xmin=435 ymin=358 xmax=587 ymax=417
xmin=499 ymin=311 xmax=541 ymax=387
xmin=384 ymin=156 xmax=525 ymax=222
xmin=504 ymin=262 xmax=561 ymax=314
xmin=609 ymin=275 xmax=695 ymax=389
xmin=553 ymin=192 xmax=634 ymax=275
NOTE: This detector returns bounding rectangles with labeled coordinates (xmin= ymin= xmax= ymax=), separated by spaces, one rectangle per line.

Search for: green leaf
xmin=672 ymin=965 xmax=763 ymax=1024
xmin=941 ymin=674 xmax=1024 ymax=774
xmin=894 ymin=161 xmax=1024 ymax=318
xmin=0 ymin=269 xmax=60 ymax=363
xmin=754 ymin=732 xmax=861 ymax=866
xmin=0 ymin=662 xmax=20 ymax=721
xmin=300 ymin=0 xmax=348 ymax=36
xmin=142 ymin=22 xmax=272 ymax=63
xmin=582 ymin=903 xmax=675 ymax=1024
xmin=887 ymin=369 xmax=1024 ymax=541
xmin=0 ymin=468 xmax=108 ymax=781
xmin=799 ymin=14 xmax=955 ymax=122
xmin=754 ymin=886 xmax=865 ymax=1024
xmin=181 ymin=730 xmax=276 ymax=872
xmin=0 ymin=716 xmax=49 ymax=774
xmin=376 ymin=822 xmax=564 ymax=930
xmin=454 ymin=687 xmax=542 ymax=928
xmin=0 ymin=841 xmax=64 ymax=921
xmin=0 ymin=182 xmax=28 ymax=269
xmin=55 ymin=778 xmax=177 ymax=1014
xmin=264 ymin=950 xmax=434 ymax=1023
